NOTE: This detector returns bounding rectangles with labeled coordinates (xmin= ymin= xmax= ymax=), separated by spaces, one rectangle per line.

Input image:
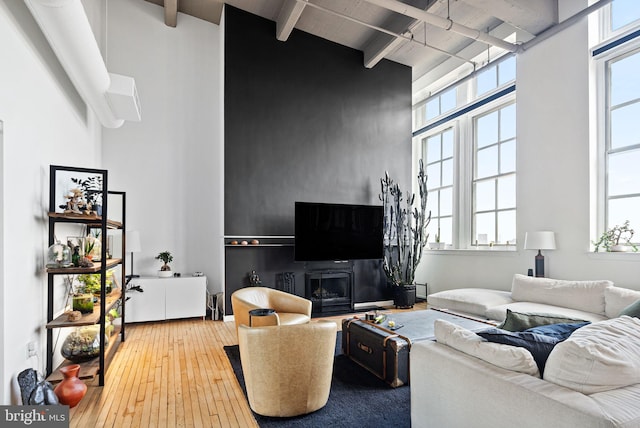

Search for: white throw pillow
xmin=427 ymin=288 xmax=513 ymax=318
xmin=604 ymin=286 xmax=640 ymax=318
xmin=511 ymin=274 xmax=612 ymax=315
xmin=544 ymin=316 xmax=640 ymax=394
xmin=434 ymin=319 xmax=540 ymax=377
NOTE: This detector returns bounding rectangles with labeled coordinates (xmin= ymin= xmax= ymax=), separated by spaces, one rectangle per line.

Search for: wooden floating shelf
xmin=225 ymin=236 xmax=295 ymax=248
xmin=225 ymin=244 xmax=294 ymax=247
xmin=46 ymin=289 xmax=122 ymax=329
xmin=46 ymin=258 xmax=122 ymax=274
xmin=48 ymin=212 xmax=123 ymax=229
xmin=46 ymin=326 xmax=122 ymax=384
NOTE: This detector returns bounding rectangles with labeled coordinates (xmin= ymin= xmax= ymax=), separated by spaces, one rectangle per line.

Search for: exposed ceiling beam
xmin=459 ymin=0 xmax=557 ymax=35
xmin=363 ymin=0 xmax=435 ymax=68
xmin=364 ymin=32 xmax=407 ymax=68
xmin=145 ymin=0 xmax=224 ymax=25
xmin=276 ymin=0 xmax=306 ymax=41
xmin=165 ymin=0 xmax=178 ymax=27
xmin=365 ymin=0 xmax=519 ymax=53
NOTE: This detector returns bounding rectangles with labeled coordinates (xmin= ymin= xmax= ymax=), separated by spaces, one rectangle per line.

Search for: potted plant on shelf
xmin=84 ymin=230 xmax=101 ymax=261
xmin=156 ymin=251 xmax=174 ymax=277
xmin=71 ymin=175 xmax=103 ymax=216
xmin=77 ymin=272 xmax=113 ymax=297
xmin=593 ymin=220 xmax=638 ymax=252
xmin=379 ymin=160 xmax=430 ymax=308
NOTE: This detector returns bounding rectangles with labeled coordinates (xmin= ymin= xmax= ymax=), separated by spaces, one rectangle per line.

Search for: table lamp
xmin=126 ymin=230 xmax=141 ymax=280
xmin=524 ymin=231 xmax=556 ymax=277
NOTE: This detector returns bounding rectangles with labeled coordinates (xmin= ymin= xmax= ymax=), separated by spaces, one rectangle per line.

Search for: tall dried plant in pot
xmin=379 ymin=160 xmax=430 ymax=306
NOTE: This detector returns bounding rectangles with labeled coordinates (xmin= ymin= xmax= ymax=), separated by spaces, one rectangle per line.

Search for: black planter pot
xmin=393 ymin=284 xmax=416 ymax=309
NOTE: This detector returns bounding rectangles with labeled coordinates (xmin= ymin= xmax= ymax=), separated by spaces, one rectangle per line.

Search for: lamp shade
xmin=126 ymin=230 xmax=142 ymax=253
xmin=524 ymin=231 xmax=556 ymax=250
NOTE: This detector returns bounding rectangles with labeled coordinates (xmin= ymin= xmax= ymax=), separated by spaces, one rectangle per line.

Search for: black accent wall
xmin=224 ymin=6 xmax=412 ymax=314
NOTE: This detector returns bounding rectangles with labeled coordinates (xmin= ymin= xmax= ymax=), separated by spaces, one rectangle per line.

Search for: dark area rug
xmin=224 ymin=332 xmax=410 ymax=428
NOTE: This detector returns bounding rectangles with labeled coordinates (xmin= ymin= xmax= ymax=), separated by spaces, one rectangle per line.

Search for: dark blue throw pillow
xmin=477 ymin=328 xmax=560 ymax=375
xmin=524 ymin=322 xmax=590 ymax=340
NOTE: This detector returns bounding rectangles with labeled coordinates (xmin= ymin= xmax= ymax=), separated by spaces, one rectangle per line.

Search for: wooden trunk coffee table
xmin=342 ymin=308 xmax=495 ymax=387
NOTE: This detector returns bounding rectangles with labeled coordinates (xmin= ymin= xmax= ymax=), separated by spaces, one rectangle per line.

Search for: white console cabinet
xmin=126 ymin=276 xmax=207 ymax=323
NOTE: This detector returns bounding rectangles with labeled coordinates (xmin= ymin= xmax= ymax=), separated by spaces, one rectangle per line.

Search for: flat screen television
xmin=294 ymin=201 xmax=384 ymax=262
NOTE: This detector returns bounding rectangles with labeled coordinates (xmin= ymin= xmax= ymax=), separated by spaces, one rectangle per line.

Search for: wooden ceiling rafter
xmin=276 ymin=0 xmax=306 ymax=41
xmin=144 ymin=0 xmax=224 ymax=26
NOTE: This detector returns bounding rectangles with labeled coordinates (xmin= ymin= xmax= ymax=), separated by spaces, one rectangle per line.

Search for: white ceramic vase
xmin=610 ymin=244 xmax=627 ymax=252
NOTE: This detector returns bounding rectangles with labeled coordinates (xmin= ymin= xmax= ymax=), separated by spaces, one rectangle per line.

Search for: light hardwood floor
xmin=69 ymin=302 xmax=427 ymax=427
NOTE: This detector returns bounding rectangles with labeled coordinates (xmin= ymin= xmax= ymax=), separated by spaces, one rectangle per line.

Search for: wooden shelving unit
xmin=46 ymin=289 xmax=122 ymax=329
xmin=47 ymin=212 xmax=123 ymax=229
xmin=46 ymin=327 xmax=122 ymax=382
xmin=45 ymin=258 xmax=123 ymax=275
xmin=46 ymin=165 xmax=127 ymax=387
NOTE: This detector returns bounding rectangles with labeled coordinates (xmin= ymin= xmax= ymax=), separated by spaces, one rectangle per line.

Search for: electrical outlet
xmin=27 ymin=341 xmax=37 ymax=358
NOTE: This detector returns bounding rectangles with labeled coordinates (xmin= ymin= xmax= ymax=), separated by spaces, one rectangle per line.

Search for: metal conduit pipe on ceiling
xmin=296 ymin=0 xmax=475 ymax=67
xmin=364 ymin=0 xmax=519 ymax=53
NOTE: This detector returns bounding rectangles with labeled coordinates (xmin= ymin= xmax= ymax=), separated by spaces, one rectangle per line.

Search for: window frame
xmin=600 ymin=0 xmax=640 ymax=41
xmin=420 ymin=124 xmax=458 ymax=247
xmin=414 ymin=91 xmax=516 ymax=250
xmin=594 ymin=37 xmax=640 ymax=244
xmin=471 ymin=101 xmax=517 ymax=248
xmin=413 ymin=54 xmax=517 ymax=251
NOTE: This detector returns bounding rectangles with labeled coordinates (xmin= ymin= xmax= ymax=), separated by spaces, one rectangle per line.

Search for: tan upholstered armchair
xmin=231 ymin=287 xmax=312 ymax=334
xmin=237 ymin=322 xmax=337 ymax=417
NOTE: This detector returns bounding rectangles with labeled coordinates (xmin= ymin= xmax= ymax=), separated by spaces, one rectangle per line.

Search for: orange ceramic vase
xmin=54 ymin=364 xmax=87 ymax=408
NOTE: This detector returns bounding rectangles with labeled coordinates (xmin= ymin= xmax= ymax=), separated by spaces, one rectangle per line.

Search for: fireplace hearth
xmin=305 ymin=269 xmax=354 ymax=315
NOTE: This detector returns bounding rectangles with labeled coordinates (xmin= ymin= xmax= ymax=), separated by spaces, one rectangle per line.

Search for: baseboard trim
xmin=354 ymin=300 xmax=393 ymax=310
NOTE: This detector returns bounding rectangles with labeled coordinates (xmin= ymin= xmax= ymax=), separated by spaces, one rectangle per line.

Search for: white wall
xmin=0 ymin=0 xmax=223 ymax=403
xmin=0 ymin=0 xmax=104 ymax=404
xmin=416 ymin=0 xmax=640 ymax=294
xmin=102 ymin=0 xmax=224 ymax=293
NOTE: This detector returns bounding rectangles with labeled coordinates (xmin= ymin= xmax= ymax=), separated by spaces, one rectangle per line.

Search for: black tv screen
xmin=294 ymin=201 xmax=384 ymax=262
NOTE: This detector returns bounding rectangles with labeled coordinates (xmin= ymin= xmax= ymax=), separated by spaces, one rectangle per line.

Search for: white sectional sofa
xmin=427 ymin=274 xmax=640 ymax=323
xmin=411 ymin=275 xmax=640 ymax=428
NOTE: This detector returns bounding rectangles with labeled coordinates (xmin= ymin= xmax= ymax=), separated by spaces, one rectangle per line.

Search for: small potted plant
xmin=429 ymin=228 xmax=444 ymax=250
xmin=156 ymin=251 xmax=174 ymax=277
xmin=84 ymin=230 xmax=101 ymax=261
xmin=593 ymin=220 xmax=638 ymax=252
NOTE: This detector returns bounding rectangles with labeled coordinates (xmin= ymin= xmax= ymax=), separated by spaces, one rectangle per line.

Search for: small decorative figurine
xmin=64 ymin=188 xmax=90 ymax=214
xmin=249 ymin=270 xmax=262 ymax=286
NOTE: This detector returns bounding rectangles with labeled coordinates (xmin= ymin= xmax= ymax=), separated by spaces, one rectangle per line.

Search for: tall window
xmin=414 ymin=54 xmax=516 ymax=249
xmin=604 ymin=49 xmax=640 ymax=231
xmin=473 ymin=103 xmax=516 ymax=245
xmin=424 ymin=128 xmax=454 ymax=244
xmin=594 ymin=2 xmax=640 ymax=242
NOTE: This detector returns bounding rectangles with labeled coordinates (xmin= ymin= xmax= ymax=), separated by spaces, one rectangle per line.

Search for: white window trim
xmin=598 ymin=1 xmax=640 ymax=42
xmin=593 ymin=35 xmax=640 ymax=245
xmin=413 ymin=91 xmax=516 ymax=251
